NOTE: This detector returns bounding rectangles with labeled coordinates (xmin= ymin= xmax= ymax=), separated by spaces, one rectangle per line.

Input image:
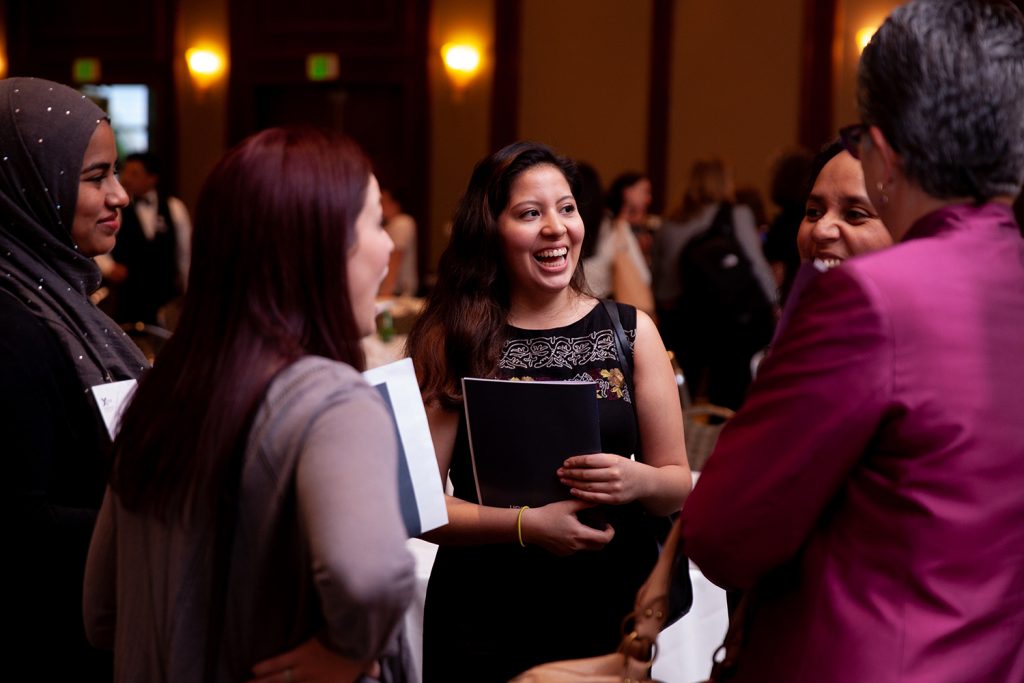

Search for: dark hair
xmin=575 ymin=162 xmax=606 ymax=260
xmin=111 ymin=127 xmax=371 ymax=520
xmin=770 ymin=148 xmax=814 ymax=208
xmin=606 ymin=171 xmax=646 ymax=218
xmin=407 ymin=140 xmax=583 ymax=409
xmin=124 ymin=151 xmax=162 ymax=177
xmin=858 ymin=0 xmax=1024 ymax=200
xmin=803 ymin=139 xmax=845 ymax=199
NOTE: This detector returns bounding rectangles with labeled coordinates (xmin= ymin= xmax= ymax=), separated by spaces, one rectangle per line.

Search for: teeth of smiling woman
xmin=535 ymin=247 xmax=568 ymax=260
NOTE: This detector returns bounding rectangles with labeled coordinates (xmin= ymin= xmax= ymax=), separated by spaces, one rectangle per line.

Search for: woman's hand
xmin=558 ymin=453 xmax=649 ymax=506
xmin=522 ymin=498 xmax=615 ymax=556
xmin=248 ymin=637 xmax=377 ymax=683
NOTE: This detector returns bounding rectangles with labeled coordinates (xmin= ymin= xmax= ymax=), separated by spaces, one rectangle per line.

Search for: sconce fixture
xmin=186 ymin=47 xmax=226 ymax=89
xmin=441 ymin=42 xmax=482 ymax=92
xmin=856 ymin=26 xmax=877 ymax=53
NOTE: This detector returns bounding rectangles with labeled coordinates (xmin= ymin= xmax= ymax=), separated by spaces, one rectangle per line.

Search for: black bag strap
xmin=600 ymin=297 xmax=641 ymax=456
xmin=601 ymin=298 xmax=635 ymax=405
xmin=707 ymin=589 xmax=753 ymax=681
xmin=707 ymin=202 xmax=734 ymax=236
xmin=601 ymin=299 xmax=693 ymax=627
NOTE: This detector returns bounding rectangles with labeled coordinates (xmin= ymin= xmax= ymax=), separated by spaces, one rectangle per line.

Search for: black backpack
xmin=677 ymin=203 xmax=775 ymax=351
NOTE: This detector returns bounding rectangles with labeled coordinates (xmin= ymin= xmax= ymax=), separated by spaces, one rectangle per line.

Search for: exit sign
xmin=72 ymin=57 xmax=101 ymax=84
xmin=306 ymin=53 xmax=339 ymax=82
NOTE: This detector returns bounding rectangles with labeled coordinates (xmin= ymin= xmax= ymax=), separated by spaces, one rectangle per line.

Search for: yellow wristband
xmin=516 ymin=505 xmax=530 ymax=548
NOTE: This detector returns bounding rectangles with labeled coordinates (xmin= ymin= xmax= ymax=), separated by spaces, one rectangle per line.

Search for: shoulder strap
xmin=707 ymin=202 xmax=734 ymax=237
xmin=600 ymin=298 xmax=635 ymax=396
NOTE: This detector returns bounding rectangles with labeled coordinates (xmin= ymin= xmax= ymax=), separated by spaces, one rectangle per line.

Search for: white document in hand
xmin=91 ymin=378 xmax=139 ymax=440
xmin=364 ymin=357 xmax=448 ymax=536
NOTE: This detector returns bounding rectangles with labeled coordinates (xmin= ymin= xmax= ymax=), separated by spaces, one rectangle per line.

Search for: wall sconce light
xmin=441 ymin=42 xmax=482 ymax=94
xmin=186 ymin=47 xmax=226 ymax=89
xmin=856 ymin=26 xmax=877 ymax=53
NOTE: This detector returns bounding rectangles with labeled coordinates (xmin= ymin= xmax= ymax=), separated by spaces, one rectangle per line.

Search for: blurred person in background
xmin=105 ymin=151 xmax=192 ymax=326
xmin=653 ymin=158 xmax=777 ymax=408
xmin=378 ymin=187 xmax=419 ymax=298
xmin=763 ymin=147 xmax=814 ymax=304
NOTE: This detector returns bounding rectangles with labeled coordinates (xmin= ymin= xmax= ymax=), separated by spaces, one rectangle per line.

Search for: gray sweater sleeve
xmin=294 ymin=379 xmax=416 ymax=660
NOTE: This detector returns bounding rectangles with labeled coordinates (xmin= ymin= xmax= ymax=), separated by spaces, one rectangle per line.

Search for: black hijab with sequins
xmin=0 ymin=77 xmax=147 ymax=389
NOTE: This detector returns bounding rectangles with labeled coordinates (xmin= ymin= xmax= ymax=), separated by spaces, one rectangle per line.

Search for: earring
xmin=876 ymin=181 xmax=889 ymax=207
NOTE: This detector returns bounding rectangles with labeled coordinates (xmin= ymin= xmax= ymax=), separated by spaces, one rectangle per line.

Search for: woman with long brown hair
xmin=652 ymin=157 xmax=778 ymax=408
xmin=408 ymin=141 xmax=690 ymax=681
xmin=84 ymin=127 xmax=415 ymax=682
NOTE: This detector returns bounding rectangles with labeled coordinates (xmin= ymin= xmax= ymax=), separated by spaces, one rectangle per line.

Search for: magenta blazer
xmin=682 ymin=203 xmax=1024 ymax=682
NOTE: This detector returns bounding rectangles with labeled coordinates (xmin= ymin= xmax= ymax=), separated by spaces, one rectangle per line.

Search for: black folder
xmin=462 ymin=377 xmax=601 ymax=508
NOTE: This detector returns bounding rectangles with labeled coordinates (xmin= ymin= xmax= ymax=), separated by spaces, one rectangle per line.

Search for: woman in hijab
xmin=1 ymin=78 xmax=147 ymax=676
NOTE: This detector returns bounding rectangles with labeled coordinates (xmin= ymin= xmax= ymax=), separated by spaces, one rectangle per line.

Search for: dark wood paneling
xmin=7 ymin=0 xmax=172 ymax=80
xmin=4 ymin=0 xmax=178 ymax=190
xmin=228 ymin=0 xmax=430 ymax=279
xmin=490 ymin=0 xmax=521 ymax=152
xmin=798 ymin=0 xmax=836 ymax=150
xmin=646 ymin=0 xmax=673 ymax=215
xmin=246 ymin=0 xmax=405 ymax=47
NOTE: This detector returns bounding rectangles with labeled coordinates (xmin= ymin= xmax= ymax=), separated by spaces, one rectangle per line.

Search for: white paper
xmin=364 ymin=358 xmax=448 ymax=534
xmin=91 ymin=378 xmax=139 ymax=440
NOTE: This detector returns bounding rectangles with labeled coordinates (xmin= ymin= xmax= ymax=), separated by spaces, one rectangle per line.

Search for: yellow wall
xmin=175 ymin=0 xmax=230 ymax=214
xmin=164 ymin=0 xmax=895 ymax=272
xmin=518 ymin=0 xmax=653 ymax=187
xmin=428 ymin=0 xmax=495 ymax=268
xmin=833 ymin=0 xmax=900 ymax=132
xmin=666 ymin=1 xmax=803 ymax=214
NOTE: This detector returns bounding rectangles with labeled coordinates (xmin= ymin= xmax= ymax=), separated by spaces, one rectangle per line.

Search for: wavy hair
xmin=407 ymin=141 xmax=584 ymax=409
xmin=111 ymin=127 xmax=371 ymax=521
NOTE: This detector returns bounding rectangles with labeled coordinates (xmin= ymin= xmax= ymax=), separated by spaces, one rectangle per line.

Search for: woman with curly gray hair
xmin=680 ymin=2 xmax=1024 ymax=681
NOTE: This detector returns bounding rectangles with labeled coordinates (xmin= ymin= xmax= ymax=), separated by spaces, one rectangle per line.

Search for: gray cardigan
xmin=84 ymin=356 xmax=415 ymax=681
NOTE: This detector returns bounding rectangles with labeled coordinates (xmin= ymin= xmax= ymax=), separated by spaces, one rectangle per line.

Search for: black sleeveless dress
xmin=422 ymin=302 xmax=660 ymax=682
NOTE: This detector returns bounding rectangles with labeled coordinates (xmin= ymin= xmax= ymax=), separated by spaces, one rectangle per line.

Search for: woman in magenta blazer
xmin=681 ymin=2 xmax=1024 ymax=681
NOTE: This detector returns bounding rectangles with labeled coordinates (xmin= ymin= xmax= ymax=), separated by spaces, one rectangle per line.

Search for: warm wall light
xmin=441 ymin=42 xmax=482 ymax=92
xmin=856 ymin=26 xmax=877 ymax=52
xmin=186 ymin=47 xmax=226 ymax=89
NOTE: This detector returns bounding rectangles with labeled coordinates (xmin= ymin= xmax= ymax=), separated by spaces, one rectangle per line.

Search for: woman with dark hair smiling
xmin=796 ymin=139 xmax=893 ymax=269
xmin=408 ymin=141 xmax=690 ymax=682
xmin=84 ymin=128 xmax=415 ymax=682
xmin=681 ymin=1 xmax=1024 ymax=681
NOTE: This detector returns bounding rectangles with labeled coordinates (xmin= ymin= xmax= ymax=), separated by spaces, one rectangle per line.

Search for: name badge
xmin=91 ymin=379 xmax=139 ymax=440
